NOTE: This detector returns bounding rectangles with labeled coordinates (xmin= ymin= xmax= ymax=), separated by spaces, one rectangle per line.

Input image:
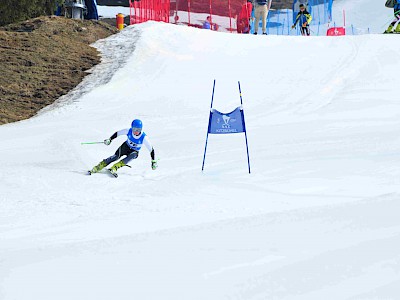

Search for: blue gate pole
xmin=202 ymin=79 xmax=216 ymax=172
xmin=238 ymin=81 xmax=251 ymax=174
xmin=287 ymin=9 xmax=290 ymax=35
xmin=277 ymin=10 xmax=280 ymax=35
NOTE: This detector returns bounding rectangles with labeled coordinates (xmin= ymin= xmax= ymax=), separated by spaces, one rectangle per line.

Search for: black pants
xmin=301 ymin=25 xmax=310 ymax=36
xmin=104 ymin=142 xmax=138 ymax=166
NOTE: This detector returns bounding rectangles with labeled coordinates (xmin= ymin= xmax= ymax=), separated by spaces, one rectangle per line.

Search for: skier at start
xmin=89 ymin=119 xmax=157 ymax=176
xmin=292 ymin=3 xmax=312 ymax=36
xmin=384 ymin=0 xmax=400 ymax=33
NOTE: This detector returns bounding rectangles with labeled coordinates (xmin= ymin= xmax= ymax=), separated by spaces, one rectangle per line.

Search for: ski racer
xmin=292 ymin=3 xmax=312 ymax=36
xmin=89 ymin=119 xmax=157 ymax=176
xmin=384 ymin=0 xmax=400 ymax=33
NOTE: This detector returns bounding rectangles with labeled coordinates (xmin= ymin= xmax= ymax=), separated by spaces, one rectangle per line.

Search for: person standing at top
xmin=292 ymin=3 xmax=312 ymax=36
xmin=384 ymin=0 xmax=400 ymax=33
xmin=253 ymin=0 xmax=269 ymax=35
xmin=88 ymin=119 xmax=157 ymax=177
xmin=237 ymin=0 xmax=253 ymax=34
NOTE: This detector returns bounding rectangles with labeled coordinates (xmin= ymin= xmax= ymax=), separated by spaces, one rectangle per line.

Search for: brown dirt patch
xmin=0 ymin=16 xmax=118 ymax=125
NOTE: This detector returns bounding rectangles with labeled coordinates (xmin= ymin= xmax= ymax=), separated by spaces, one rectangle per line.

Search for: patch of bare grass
xmin=0 ymin=16 xmax=118 ymax=124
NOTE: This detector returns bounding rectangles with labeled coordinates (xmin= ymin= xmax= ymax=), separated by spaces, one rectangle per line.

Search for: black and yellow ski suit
xmin=293 ymin=10 xmax=313 ymax=36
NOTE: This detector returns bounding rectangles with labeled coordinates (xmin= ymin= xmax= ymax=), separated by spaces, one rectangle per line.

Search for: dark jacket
xmin=256 ymin=0 xmax=268 ymax=5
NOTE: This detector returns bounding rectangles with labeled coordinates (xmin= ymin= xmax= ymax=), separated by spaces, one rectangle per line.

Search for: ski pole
xmin=80 ymin=141 xmax=104 ymax=145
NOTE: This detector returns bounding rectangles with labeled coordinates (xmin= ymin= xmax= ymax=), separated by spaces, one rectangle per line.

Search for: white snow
xmin=97 ymin=5 xmax=131 ymax=18
xmin=1 ymin=1 xmax=400 ymax=298
xmin=332 ymin=0 xmax=392 ymax=33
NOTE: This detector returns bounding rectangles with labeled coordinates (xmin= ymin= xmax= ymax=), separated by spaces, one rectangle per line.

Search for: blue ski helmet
xmin=131 ymin=119 xmax=143 ymax=135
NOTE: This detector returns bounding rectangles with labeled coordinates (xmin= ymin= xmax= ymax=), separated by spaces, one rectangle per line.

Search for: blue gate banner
xmin=202 ymin=80 xmax=251 ymax=173
xmin=208 ymin=107 xmax=245 ymax=134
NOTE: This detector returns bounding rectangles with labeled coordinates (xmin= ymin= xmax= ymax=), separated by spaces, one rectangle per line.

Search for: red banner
xmin=326 ymin=27 xmax=346 ymax=36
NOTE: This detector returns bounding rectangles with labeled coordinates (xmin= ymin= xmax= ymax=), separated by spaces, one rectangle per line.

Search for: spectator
xmin=253 ymin=0 xmax=269 ymax=35
xmin=203 ymin=16 xmax=219 ymax=31
xmin=203 ymin=16 xmax=212 ymax=29
xmin=384 ymin=0 xmax=400 ymax=33
xmin=237 ymin=0 xmax=253 ymax=34
xmin=292 ymin=3 xmax=312 ymax=36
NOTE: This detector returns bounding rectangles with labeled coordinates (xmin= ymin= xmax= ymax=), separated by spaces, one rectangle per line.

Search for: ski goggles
xmin=132 ymin=127 xmax=142 ymax=135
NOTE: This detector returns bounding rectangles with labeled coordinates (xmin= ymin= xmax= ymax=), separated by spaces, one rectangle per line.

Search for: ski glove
xmin=104 ymin=139 xmax=111 ymax=145
xmin=302 ymin=22 xmax=307 ymax=27
xmin=151 ymin=159 xmax=158 ymax=170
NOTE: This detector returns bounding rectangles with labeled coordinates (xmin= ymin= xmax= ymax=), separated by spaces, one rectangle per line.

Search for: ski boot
xmin=88 ymin=160 xmax=107 ymax=175
xmin=108 ymin=161 xmax=126 ymax=177
xmin=151 ymin=159 xmax=158 ymax=170
xmin=384 ymin=24 xmax=394 ymax=34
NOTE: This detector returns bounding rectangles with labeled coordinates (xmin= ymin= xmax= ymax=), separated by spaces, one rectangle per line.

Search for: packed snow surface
xmin=1 ymin=16 xmax=400 ymax=300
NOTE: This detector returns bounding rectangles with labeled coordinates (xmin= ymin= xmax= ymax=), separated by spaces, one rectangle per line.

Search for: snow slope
xmin=1 ymin=19 xmax=400 ymax=300
xmin=332 ymin=0 xmax=392 ymax=33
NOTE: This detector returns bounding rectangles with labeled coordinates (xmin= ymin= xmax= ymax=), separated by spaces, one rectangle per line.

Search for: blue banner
xmin=202 ymin=80 xmax=251 ymax=173
xmin=208 ymin=107 xmax=245 ymax=134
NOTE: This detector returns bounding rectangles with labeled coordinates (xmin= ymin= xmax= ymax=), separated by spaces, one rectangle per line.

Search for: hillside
xmin=0 ymin=16 xmax=118 ymax=125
